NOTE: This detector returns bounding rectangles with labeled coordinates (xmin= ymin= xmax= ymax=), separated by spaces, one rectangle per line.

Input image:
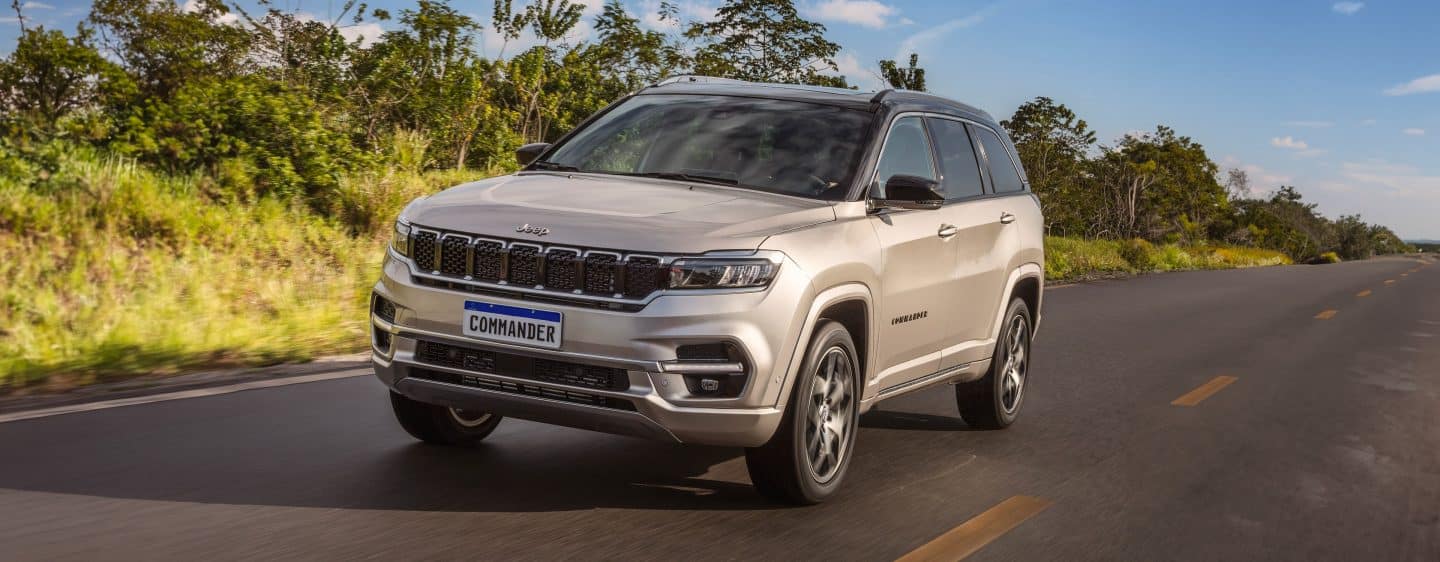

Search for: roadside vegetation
xmin=0 ymin=0 xmax=1414 ymax=389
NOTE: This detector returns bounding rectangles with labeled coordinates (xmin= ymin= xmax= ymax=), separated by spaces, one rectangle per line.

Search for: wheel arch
xmin=769 ymin=283 xmax=874 ymax=409
xmin=991 ymin=263 xmax=1045 ymax=343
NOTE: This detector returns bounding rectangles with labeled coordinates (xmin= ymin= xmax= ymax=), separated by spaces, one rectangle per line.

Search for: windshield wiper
xmin=529 ymin=160 xmax=581 ymax=172
xmin=632 ymin=171 xmax=739 ymax=187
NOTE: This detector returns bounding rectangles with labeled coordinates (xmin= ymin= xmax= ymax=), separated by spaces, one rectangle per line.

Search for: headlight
xmin=392 ymin=220 xmax=411 ymax=257
xmin=667 ymin=256 xmax=781 ymax=289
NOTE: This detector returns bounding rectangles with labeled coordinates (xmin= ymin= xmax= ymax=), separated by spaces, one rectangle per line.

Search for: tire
xmin=389 ymin=391 xmax=503 ymax=446
xmin=957 ymin=298 xmax=1032 ymax=430
xmin=745 ymin=321 xmax=860 ymax=505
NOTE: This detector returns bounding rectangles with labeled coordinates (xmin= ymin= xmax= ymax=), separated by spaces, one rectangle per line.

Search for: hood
xmin=403 ymin=172 xmax=837 ymax=253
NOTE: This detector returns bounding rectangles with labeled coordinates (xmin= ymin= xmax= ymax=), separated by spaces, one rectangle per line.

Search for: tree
xmin=878 ymin=52 xmax=925 ymax=91
xmin=592 ymin=0 xmax=686 ymax=88
xmin=685 ymin=0 xmax=844 ymax=87
xmin=87 ymin=0 xmax=251 ymax=100
xmin=1001 ymin=97 xmax=1096 ymax=235
xmin=0 ymin=26 xmax=120 ymax=128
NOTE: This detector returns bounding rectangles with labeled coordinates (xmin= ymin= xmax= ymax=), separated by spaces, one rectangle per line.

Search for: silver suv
xmin=371 ymin=77 xmax=1044 ymax=504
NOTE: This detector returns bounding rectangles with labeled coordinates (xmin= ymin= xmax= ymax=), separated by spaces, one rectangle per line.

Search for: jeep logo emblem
xmin=515 ymin=224 xmax=550 ymax=236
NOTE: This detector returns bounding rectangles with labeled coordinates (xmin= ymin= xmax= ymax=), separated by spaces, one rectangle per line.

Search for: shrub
xmin=1119 ymin=238 xmax=1156 ymax=270
xmin=1313 ymin=251 xmax=1342 ymax=264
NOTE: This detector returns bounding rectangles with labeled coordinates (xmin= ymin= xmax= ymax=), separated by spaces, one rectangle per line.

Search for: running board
xmin=874 ymin=359 xmax=989 ymax=402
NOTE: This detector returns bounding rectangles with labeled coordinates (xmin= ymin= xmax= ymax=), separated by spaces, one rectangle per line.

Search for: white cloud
xmin=1270 ymin=136 xmax=1310 ymax=150
xmin=1341 ymin=160 xmax=1440 ymax=199
xmin=0 ymin=16 xmax=19 ymax=24
xmin=898 ymin=17 xmax=914 ymax=25
xmin=339 ymin=22 xmax=385 ymax=47
xmin=1402 ymin=128 xmax=1426 ymax=136
xmin=1360 ymin=119 xmax=1377 ymax=126
xmin=897 ymin=12 xmax=984 ymax=61
xmin=1384 ymin=73 xmax=1440 ymax=96
xmin=20 ymin=1 xmax=54 ymax=9
xmin=829 ymin=51 xmax=883 ymax=90
xmin=1331 ymin=2 xmax=1364 ymax=15
xmin=808 ymin=0 xmax=896 ymax=29
xmin=1284 ymin=120 xmax=1334 ymax=128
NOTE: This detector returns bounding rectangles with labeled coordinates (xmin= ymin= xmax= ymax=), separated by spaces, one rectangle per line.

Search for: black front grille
xmin=584 ymin=254 xmax=619 ymax=294
xmin=410 ymin=226 xmax=674 ymax=303
xmin=472 ymin=240 xmax=505 ymax=281
xmin=625 ymin=256 xmax=665 ymax=298
xmin=507 ymin=245 xmax=542 ymax=286
xmin=410 ymin=368 xmax=636 ymax=411
xmin=439 ymin=236 xmax=469 ymax=276
xmin=412 ymin=231 xmax=438 ymax=270
xmin=413 ymin=339 xmax=629 ymax=391
xmin=545 ymin=249 xmax=581 ymax=291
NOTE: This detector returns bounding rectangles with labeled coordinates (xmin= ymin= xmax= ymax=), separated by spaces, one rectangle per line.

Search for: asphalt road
xmin=2 ymin=256 xmax=1437 ymax=561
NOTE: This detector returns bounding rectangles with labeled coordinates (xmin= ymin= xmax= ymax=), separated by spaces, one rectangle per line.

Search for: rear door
xmin=867 ymin=116 xmax=952 ymax=391
xmin=927 ymin=118 xmax=1019 ymax=369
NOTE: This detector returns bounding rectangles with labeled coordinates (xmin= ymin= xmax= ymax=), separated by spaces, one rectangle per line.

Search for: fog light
xmin=699 ymin=378 xmax=721 ymax=392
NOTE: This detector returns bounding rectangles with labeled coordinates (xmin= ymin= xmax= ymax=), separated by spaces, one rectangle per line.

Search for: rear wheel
xmin=957 ymin=298 xmax=1032 ymax=429
xmin=389 ymin=391 xmax=503 ymax=446
xmin=745 ymin=321 xmax=859 ymax=505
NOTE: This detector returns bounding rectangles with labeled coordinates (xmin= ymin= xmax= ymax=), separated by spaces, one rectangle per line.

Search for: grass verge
xmin=1045 ymin=236 xmax=1292 ymax=282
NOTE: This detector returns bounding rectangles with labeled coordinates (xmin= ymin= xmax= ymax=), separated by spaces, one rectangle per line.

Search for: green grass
xmin=1045 ymin=236 xmax=1292 ymax=281
xmin=0 ymin=148 xmax=495 ymax=391
xmin=0 ymin=152 xmax=1293 ymax=391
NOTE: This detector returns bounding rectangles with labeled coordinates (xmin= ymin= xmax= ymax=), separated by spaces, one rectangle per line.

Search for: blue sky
xmin=5 ymin=0 xmax=1438 ymax=238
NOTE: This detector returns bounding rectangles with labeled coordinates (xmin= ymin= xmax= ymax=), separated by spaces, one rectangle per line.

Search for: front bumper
xmin=371 ymin=251 xmax=813 ymax=447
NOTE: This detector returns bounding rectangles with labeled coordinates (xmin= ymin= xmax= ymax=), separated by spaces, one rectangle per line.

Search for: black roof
xmin=640 ymin=76 xmax=1000 ymax=129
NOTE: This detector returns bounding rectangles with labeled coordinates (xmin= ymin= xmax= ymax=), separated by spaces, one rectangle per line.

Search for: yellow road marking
xmin=1315 ymin=309 xmax=1339 ymax=320
xmin=1356 ymin=290 xmax=1372 ymax=297
xmin=1385 ymin=279 xmax=1396 ymax=285
xmin=1171 ymin=376 xmax=1239 ymax=406
xmin=896 ymin=496 xmax=1052 ymax=562
xmin=1402 ymin=273 xmax=1409 ymax=277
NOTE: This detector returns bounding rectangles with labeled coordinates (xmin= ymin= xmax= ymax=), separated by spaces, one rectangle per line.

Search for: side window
xmin=926 ymin=118 xmax=985 ymax=200
xmin=975 ymin=127 xmax=1025 ymax=194
xmin=872 ymin=117 xmax=936 ymax=197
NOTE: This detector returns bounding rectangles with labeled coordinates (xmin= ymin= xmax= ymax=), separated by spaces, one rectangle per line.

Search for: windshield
xmin=540 ymin=94 xmax=873 ymax=200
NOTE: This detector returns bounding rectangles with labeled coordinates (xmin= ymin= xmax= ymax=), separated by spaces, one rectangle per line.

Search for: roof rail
xmin=869 ymin=89 xmax=894 ymax=104
xmin=650 ymin=75 xmax=749 ymax=88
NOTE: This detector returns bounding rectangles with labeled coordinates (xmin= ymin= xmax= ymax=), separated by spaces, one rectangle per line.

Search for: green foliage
xmin=1001 ymin=97 xmax=1096 ymax=236
xmin=685 ymin=0 xmax=846 ymax=87
xmin=1314 ymin=252 xmax=1342 ymax=264
xmin=1045 ymin=236 xmax=1291 ymax=281
xmin=107 ymin=76 xmax=366 ymax=202
xmin=878 ymin=53 xmax=925 ymax=91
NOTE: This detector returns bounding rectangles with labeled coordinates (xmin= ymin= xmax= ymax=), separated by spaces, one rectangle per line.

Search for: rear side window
xmin=926 ymin=118 xmax=985 ymax=200
xmin=873 ymin=117 xmax=936 ymax=196
xmin=975 ymin=127 xmax=1025 ymax=194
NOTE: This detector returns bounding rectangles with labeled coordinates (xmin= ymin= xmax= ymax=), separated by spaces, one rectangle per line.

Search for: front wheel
xmin=957 ymin=298 xmax=1032 ymax=429
xmin=745 ymin=321 xmax=860 ymax=505
xmin=389 ymin=391 xmax=503 ymax=446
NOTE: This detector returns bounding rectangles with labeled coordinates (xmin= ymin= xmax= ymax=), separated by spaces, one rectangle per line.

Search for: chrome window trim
xmin=866 ymin=111 xmax=1028 ymax=207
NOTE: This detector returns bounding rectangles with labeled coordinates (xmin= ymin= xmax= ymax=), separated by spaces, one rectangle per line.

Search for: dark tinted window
xmin=975 ymin=127 xmax=1025 ymax=193
xmin=926 ymin=118 xmax=985 ymax=200
xmin=544 ymin=94 xmax=872 ymax=200
xmin=872 ymin=117 xmax=936 ymax=198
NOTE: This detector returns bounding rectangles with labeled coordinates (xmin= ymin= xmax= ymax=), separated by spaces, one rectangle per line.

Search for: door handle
xmin=1000 ymin=212 xmax=1016 ymax=225
xmin=937 ymin=224 xmax=959 ymax=238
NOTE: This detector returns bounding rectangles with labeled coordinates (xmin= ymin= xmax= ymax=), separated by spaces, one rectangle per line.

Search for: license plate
xmin=461 ymin=301 xmax=563 ymax=349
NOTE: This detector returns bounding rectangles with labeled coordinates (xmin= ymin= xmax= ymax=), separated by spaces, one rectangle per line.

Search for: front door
xmin=867 ymin=116 xmax=954 ymax=392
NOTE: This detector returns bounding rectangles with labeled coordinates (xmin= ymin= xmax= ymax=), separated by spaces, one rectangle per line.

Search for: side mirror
xmin=875 ymin=175 xmax=944 ymax=210
xmin=515 ymin=142 xmax=551 ymax=166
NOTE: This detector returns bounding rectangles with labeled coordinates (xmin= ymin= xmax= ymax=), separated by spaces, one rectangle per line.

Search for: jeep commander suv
xmin=371 ymin=77 xmax=1044 ymax=504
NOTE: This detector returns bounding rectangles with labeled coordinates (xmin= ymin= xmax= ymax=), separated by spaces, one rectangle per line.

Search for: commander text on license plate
xmin=462 ymin=301 xmax=563 ymax=349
